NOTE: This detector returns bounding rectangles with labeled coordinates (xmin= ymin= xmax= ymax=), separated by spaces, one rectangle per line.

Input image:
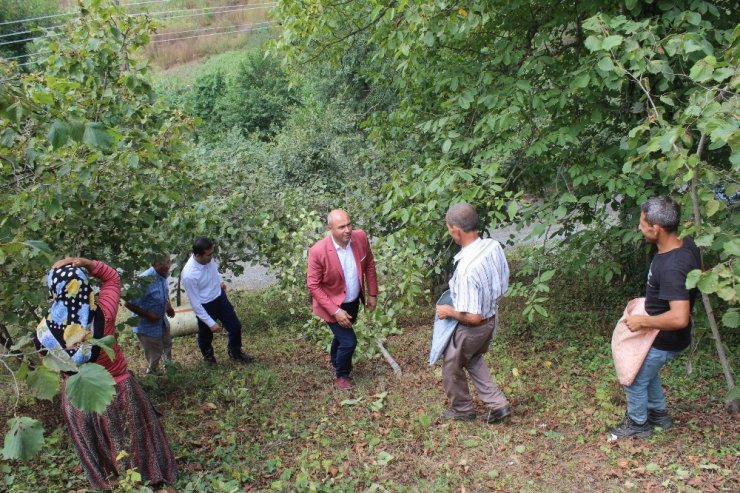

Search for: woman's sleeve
xmin=89 ymin=260 xmax=121 ymax=327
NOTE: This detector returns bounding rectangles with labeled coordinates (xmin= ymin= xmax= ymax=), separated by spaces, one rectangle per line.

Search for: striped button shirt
xmin=449 ymin=238 xmax=509 ymax=318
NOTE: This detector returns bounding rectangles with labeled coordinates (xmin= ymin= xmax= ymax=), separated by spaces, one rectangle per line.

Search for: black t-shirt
xmin=645 ymin=236 xmax=701 ymax=351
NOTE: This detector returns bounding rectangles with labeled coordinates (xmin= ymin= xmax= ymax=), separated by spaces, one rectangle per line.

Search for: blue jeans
xmin=625 ymin=347 xmax=680 ymax=424
xmin=196 ymin=290 xmax=243 ymax=355
xmin=328 ymin=299 xmax=360 ymax=378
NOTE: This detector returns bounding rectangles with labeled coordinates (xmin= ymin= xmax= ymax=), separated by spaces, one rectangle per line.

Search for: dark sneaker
xmin=440 ymin=408 xmax=477 ymax=422
xmin=228 ymin=350 xmax=255 ymax=363
xmin=647 ymin=409 xmax=673 ymax=429
xmin=203 ymin=349 xmax=217 ymax=366
xmin=482 ymin=405 xmax=512 ymax=423
xmin=336 ymin=376 xmax=354 ymax=390
xmin=607 ymin=415 xmax=652 ymax=442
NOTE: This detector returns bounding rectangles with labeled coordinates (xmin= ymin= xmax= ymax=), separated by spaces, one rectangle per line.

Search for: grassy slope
xmin=3 ymin=281 xmax=737 ymax=492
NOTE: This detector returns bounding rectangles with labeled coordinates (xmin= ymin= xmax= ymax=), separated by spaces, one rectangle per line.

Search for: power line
xmin=0 ymin=25 xmax=64 ymax=39
xmin=0 ymin=12 xmax=75 ymax=27
xmin=153 ymin=21 xmax=266 ymax=37
xmin=137 ymin=3 xmax=275 ymax=18
xmin=152 ymin=22 xmax=272 ymax=43
xmin=151 ymin=5 xmax=275 ymax=22
xmin=121 ymin=0 xmax=175 ymax=6
xmin=2 ymin=20 xmax=273 ymax=62
xmin=0 ymin=4 xmax=275 ymax=42
xmin=0 ymin=2 xmax=274 ymax=28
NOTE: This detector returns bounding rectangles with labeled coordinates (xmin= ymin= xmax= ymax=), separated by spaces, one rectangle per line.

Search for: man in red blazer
xmin=307 ymin=209 xmax=379 ymax=390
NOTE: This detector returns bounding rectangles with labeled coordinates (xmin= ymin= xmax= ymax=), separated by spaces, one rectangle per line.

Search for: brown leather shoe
xmin=483 ymin=405 xmax=511 ymax=423
xmin=336 ymin=376 xmax=354 ymax=390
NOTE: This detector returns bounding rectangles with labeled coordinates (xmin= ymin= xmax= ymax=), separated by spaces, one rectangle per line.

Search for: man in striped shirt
xmin=436 ymin=203 xmax=511 ymax=423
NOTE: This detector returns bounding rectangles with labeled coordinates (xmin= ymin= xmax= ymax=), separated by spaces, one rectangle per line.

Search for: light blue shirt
xmin=129 ymin=266 xmax=169 ymax=337
xmin=332 ymin=237 xmax=361 ymax=303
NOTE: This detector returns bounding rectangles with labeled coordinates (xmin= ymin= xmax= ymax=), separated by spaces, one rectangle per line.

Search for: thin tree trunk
xmin=376 ymin=338 xmax=402 ymax=378
xmin=689 ymin=134 xmax=737 ymax=412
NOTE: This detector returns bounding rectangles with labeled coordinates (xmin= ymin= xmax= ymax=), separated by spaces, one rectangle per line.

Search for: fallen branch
xmin=376 ymin=338 xmax=401 ymax=378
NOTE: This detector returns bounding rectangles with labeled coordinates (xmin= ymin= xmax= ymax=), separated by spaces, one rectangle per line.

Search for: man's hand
xmin=335 ymin=309 xmax=353 ymax=328
xmin=624 ymin=315 xmax=647 ymax=332
xmin=145 ymin=311 xmax=162 ymax=322
xmin=436 ymin=304 xmax=455 ymax=320
xmin=210 ymin=322 xmax=222 ymax=333
xmin=166 ymin=303 xmax=175 ymax=318
xmin=366 ymin=295 xmax=377 ymax=311
xmin=221 ymin=282 xmax=227 ymax=293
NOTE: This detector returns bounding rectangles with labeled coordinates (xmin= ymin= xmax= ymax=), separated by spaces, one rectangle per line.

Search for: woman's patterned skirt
xmin=61 ymin=375 xmax=177 ymax=489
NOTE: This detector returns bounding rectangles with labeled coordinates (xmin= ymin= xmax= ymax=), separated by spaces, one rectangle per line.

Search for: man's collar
xmin=453 ymin=237 xmax=482 ymax=263
xmin=331 ymin=235 xmax=352 ymax=250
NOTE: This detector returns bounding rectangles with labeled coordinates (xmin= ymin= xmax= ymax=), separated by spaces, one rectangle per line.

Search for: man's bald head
xmin=327 ymin=209 xmax=353 ymax=247
xmin=327 ymin=209 xmax=350 ymax=227
xmin=446 ymin=202 xmax=478 ymax=232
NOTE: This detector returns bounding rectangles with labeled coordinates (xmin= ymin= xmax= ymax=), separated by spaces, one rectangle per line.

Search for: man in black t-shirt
xmin=608 ymin=196 xmax=701 ymax=441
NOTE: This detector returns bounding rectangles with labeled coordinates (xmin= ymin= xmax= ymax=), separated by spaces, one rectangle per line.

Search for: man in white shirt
xmin=181 ymin=237 xmax=254 ymax=365
xmin=436 ymin=203 xmax=511 ymax=423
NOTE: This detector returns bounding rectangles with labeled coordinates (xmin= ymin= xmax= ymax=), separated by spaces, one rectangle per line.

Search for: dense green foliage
xmin=1 ymin=0 xmax=199 ymax=460
xmin=188 ymin=52 xmax=295 ymax=141
xmin=273 ymin=0 xmax=738 ymax=323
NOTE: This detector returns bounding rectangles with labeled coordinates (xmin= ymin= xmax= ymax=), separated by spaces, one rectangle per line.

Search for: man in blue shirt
xmin=126 ymin=254 xmax=176 ymax=375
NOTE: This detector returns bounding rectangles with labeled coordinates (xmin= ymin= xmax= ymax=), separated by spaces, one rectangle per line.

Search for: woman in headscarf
xmin=37 ymin=257 xmax=177 ymax=490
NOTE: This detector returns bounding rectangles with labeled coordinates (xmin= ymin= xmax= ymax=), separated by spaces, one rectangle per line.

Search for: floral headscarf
xmin=36 ymin=265 xmax=100 ymax=364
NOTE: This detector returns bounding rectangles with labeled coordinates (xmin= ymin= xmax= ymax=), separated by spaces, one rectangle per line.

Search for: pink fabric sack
xmin=611 ymin=297 xmax=659 ymax=386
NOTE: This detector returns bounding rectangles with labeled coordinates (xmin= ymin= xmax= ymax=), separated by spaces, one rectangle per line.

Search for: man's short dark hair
xmin=641 ymin=196 xmax=681 ymax=233
xmin=193 ymin=236 xmax=214 ymax=255
xmin=446 ymin=202 xmax=479 ymax=232
xmin=149 ymin=252 xmax=168 ymax=265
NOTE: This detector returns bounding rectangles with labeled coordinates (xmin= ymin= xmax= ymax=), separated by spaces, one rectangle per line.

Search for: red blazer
xmin=307 ymin=229 xmax=378 ymax=322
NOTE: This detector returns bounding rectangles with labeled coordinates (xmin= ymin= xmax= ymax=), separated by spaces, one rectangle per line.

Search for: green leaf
xmin=376 ymin=451 xmax=394 ymax=466
xmin=65 ymin=363 xmax=116 ymax=413
xmin=83 ymin=123 xmax=114 ymax=150
xmin=26 ymin=367 xmax=59 ymax=401
xmin=601 ymin=35 xmax=623 ymax=50
xmin=685 ymin=269 xmax=701 ymax=289
xmin=47 ymin=120 xmax=70 ymax=149
xmin=696 ymin=271 xmax=719 ymax=294
xmin=723 ymin=239 xmax=740 ymax=257
xmin=584 ymin=36 xmax=602 ymax=52
xmin=515 ymin=445 xmax=526 ymax=453
xmin=570 ymin=72 xmax=590 ymax=91
xmin=22 ymin=240 xmax=52 ymax=255
xmin=442 ymin=139 xmax=452 ymax=153
xmin=693 ymin=234 xmax=714 ymax=247
xmin=597 ymin=57 xmax=615 ymax=72
xmin=689 ymin=57 xmax=715 ymax=83
xmin=721 ymin=309 xmax=739 ymax=328
xmin=704 ymin=199 xmax=720 ymax=217
xmin=685 ymin=11 xmax=701 ymax=26
xmin=507 ymin=201 xmax=518 ymax=220
xmin=90 ymin=335 xmax=116 ymax=360
xmin=2 ymin=417 xmax=44 ymax=461
xmin=43 ymin=349 xmax=79 ymax=373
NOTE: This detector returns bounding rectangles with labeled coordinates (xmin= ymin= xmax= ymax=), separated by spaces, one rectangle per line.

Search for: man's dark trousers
xmin=328 ymin=298 xmax=360 ymax=378
xmin=197 ymin=290 xmax=242 ymax=355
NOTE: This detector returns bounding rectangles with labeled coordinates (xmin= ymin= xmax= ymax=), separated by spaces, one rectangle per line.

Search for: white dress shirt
xmin=181 ymin=255 xmax=223 ymax=327
xmin=332 ymin=236 xmax=361 ymax=303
